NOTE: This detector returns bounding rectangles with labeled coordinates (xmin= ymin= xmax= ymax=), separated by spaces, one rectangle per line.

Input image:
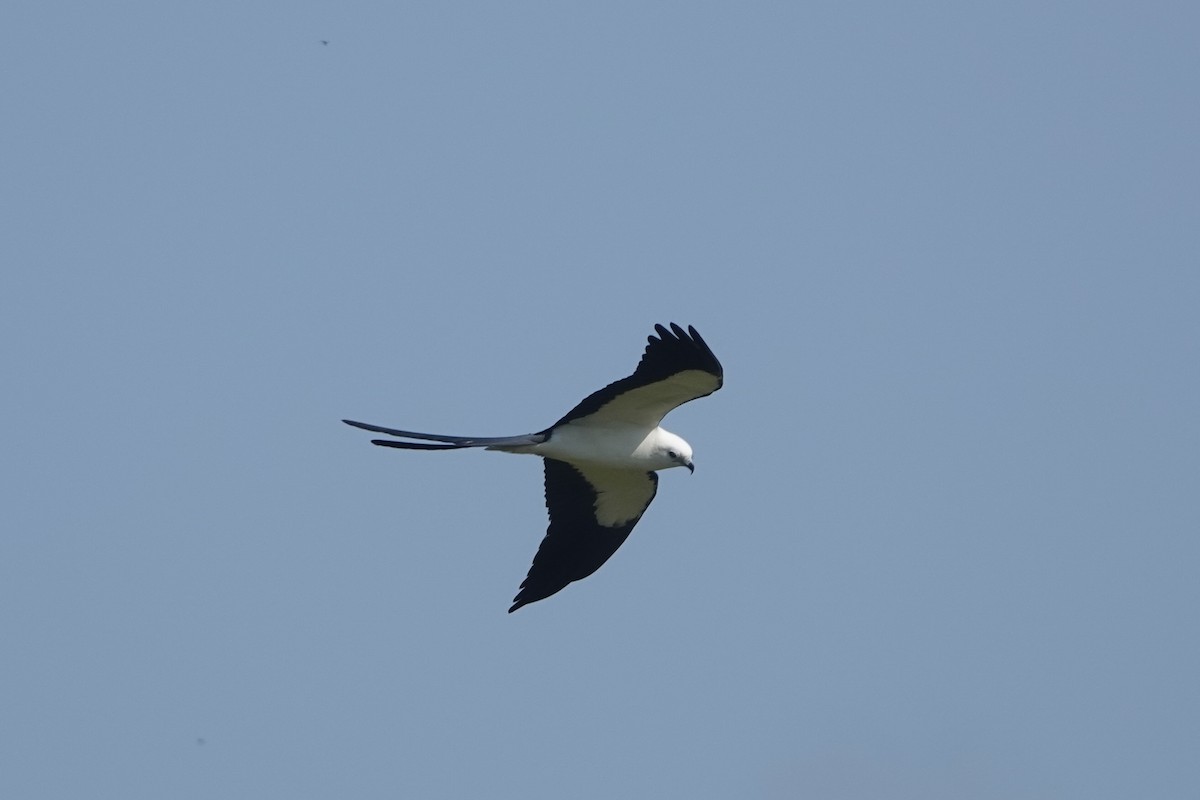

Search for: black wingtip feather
xmin=642 ymin=321 xmax=723 ymax=382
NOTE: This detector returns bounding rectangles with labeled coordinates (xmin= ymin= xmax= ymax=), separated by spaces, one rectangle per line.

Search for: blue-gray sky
xmin=4 ymin=2 xmax=1198 ymax=798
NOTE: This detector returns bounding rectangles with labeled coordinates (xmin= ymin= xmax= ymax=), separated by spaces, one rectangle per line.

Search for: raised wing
xmin=509 ymin=459 xmax=659 ymax=612
xmin=551 ymin=323 xmax=724 ymax=429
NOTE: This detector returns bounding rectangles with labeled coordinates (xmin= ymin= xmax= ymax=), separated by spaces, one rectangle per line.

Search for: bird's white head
xmin=652 ymin=429 xmax=695 ymax=473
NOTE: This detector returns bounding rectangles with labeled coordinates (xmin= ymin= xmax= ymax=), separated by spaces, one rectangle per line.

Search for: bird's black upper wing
xmin=509 ymin=458 xmax=658 ymax=612
xmin=551 ymin=323 xmax=723 ymax=428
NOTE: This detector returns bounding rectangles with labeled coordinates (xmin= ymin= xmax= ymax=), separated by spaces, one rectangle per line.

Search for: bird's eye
xmin=668 ymin=450 xmax=678 ymax=459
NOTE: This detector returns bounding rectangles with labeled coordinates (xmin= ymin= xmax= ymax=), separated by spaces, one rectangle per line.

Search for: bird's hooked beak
xmin=684 ymin=458 xmax=695 ymax=474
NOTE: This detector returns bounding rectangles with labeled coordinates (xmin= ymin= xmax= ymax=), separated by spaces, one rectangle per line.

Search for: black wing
xmin=509 ymin=459 xmax=658 ymax=612
xmin=552 ymin=323 xmax=723 ymax=429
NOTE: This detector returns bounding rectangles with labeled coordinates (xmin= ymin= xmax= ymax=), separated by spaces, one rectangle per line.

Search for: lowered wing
xmin=509 ymin=459 xmax=659 ymax=612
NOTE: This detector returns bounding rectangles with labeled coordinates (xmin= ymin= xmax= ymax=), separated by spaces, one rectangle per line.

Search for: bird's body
xmin=345 ymin=323 xmax=723 ymax=612
xmin=509 ymin=422 xmax=690 ymax=471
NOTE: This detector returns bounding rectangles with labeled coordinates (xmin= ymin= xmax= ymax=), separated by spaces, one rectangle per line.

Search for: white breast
xmin=534 ymin=422 xmax=663 ymax=469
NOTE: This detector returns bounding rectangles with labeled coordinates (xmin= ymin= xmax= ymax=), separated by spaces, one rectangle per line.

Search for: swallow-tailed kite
xmin=344 ymin=323 xmax=723 ymax=612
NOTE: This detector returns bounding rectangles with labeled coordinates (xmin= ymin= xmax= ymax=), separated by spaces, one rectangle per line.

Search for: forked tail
xmin=342 ymin=419 xmax=547 ymax=451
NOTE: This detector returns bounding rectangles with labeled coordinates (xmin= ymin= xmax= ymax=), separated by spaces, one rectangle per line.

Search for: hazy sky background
xmin=4 ymin=2 xmax=1198 ymax=798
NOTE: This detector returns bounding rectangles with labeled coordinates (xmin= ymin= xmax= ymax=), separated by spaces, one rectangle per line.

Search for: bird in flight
xmin=344 ymin=323 xmax=723 ymax=612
